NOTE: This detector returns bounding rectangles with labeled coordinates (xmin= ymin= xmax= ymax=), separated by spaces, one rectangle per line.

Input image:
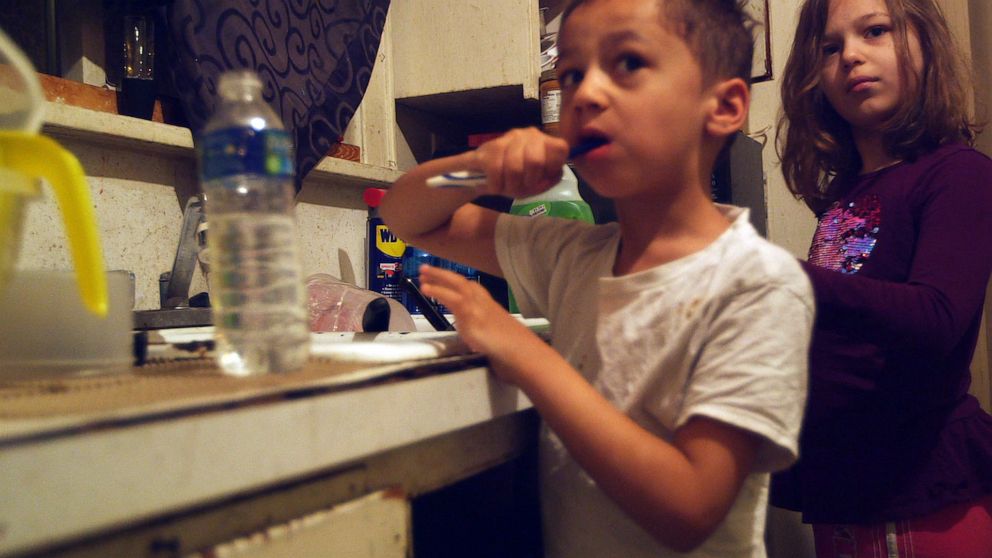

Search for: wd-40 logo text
xmin=375 ymin=225 xmax=406 ymax=257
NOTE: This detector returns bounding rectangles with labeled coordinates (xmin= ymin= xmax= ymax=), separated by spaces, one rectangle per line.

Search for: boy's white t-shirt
xmin=494 ymin=205 xmax=814 ymax=558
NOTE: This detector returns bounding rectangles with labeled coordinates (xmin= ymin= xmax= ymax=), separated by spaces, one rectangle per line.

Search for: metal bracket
xmin=161 ymin=195 xmax=205 ymax=309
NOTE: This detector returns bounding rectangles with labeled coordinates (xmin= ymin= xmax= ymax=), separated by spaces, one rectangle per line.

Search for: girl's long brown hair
xmin=777 ymin=0 xmax=981 ymax=212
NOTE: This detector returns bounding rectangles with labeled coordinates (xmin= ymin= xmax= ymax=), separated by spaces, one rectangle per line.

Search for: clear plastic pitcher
xmin=0 ymin=28 xmax=107 ymax=316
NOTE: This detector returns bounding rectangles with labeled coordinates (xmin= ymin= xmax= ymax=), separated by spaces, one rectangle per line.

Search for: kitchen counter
xmin=0 ymin=333 xmax=537 ymax=557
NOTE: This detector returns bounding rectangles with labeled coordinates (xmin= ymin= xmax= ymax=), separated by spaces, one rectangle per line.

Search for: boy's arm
xmin=419 ymin=266 xmax=761 ymax=553
xmin=508 ymin=340 xmax=760 ymax=553
xmin=380 ymin=128 xmax=569 ymax=277
xmin=379 ymin=152 xmax=504 ymax=276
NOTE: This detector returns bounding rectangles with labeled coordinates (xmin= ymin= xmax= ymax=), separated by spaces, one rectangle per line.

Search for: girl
xmin=773 ymin=0 xmax=992 ymax=556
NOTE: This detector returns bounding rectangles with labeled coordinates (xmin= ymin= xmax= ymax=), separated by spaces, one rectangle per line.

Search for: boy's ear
xmin=705 ymin=77 xmax=750 ymax=139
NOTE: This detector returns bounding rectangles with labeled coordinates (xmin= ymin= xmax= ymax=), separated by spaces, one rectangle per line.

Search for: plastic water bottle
xmin=196 ymin=70 xmax=309 ymax=375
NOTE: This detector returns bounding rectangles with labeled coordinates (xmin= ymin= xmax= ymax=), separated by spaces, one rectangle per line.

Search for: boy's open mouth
xmin=570 ymin=136 xmax=609 ymax=159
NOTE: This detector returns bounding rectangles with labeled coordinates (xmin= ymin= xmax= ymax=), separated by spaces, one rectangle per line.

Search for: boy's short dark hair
xmin=561 ymin=0 xmax=755 ymax=86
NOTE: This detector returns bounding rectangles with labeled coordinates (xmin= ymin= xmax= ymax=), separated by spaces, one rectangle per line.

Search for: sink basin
xmin=144 ymin=319 xmax=549 ymax=366
xmin=133 ymin=307 xmax=212 ymax=330
xmin=146 ymin=327 xmax=471 ymax=365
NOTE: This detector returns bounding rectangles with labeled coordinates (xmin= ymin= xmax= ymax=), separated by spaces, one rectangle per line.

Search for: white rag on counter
xmin=153 ymin=318 xmax=550 ymax=364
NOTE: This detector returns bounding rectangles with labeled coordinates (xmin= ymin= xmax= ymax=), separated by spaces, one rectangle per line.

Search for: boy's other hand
xmin=463 ymin=127 xmax=569 ymax=198
xmin=418 ymin=265 xmax=539 ymax=382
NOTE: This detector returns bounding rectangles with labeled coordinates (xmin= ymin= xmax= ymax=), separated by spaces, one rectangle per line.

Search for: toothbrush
xmin=425 ymin=137 xmax=607 ymax=188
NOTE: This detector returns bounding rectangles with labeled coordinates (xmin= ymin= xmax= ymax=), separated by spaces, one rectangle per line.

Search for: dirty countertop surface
xmin=0 ymin=327 xmax=537 ymax=556
xmin=0 ymin=328 xmax=486 ymax=442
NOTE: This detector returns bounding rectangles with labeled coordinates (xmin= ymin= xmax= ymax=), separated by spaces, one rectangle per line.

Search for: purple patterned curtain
xmin=164 ymin=0 xmax=390 ymax=192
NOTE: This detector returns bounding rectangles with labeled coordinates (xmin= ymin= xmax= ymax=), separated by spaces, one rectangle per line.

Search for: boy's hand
xmin=460 ymin=127 xmax=569 ymax=198
xmin=417 ymin=265 xmax=539 ymax=383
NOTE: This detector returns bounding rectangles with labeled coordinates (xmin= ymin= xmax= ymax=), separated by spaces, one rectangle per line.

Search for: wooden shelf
xmin=41 ymin=102 xmax=402 ymax=189
xmin=43 ymin=101 xmax=193 ymax=157
xmin=396 ymin=86 xmax=540 ymax=133
xmin=310 ymin=154 xmax=403 ymax=190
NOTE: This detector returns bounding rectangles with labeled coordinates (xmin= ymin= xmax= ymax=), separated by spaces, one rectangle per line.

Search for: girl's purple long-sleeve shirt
xmin=771 ymin=143 xmax=992 ymax=523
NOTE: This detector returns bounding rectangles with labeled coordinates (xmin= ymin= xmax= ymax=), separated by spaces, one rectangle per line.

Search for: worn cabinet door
xmin=189 ymin=491 xmax=410 ymax=558
xmin=389 ymin=0 xmax=541 ymax=101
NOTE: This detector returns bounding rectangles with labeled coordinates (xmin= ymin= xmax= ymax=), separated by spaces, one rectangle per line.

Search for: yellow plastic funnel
xmin=0 ymin=28 xmax=107 ymax=317
xmin=0 ymin=132 xmax=107 ymax=316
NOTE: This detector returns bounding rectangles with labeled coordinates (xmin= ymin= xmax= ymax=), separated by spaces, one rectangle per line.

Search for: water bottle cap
xmin=217 ymin=70 xmax=263 ymax=102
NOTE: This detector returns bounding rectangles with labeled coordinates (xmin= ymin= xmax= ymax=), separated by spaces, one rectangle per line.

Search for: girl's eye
xmin=617 ymin=54 xmax=646 ymax=74
xmin=821 ymin=43 xmax=840 ymax=56
xmin=866 ymin=25 xmax=888 ymax=38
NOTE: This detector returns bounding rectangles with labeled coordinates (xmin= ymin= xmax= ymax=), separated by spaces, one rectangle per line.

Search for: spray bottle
xmin=363 ymin=188 xmax=407 ymax=308
xmin=509 ymin=165 xmax=593 ymax=222
xmin=507 ymin=165 xmax=593 ymax=312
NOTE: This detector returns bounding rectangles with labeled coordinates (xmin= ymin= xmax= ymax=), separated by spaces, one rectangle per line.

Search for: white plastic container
xmin=0 ymin=271 xmax=133 ymax=378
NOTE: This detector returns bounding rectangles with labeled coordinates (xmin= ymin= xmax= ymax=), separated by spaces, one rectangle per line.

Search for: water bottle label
xmin=198 ymin=128 xmax=294 ymax=181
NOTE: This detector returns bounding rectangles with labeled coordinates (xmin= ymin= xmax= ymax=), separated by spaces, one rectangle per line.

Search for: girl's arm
xmin=380 ymin=128 xmax=568 ymax=277
xmin=419 ymin=266 xmax=761 ymax=553
xmin=807 ymin=153 xmax=992 ymax=355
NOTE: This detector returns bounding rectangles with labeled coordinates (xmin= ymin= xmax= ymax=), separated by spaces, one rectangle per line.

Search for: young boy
xmin=380 ymin=0 xmax=814 ymax=556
